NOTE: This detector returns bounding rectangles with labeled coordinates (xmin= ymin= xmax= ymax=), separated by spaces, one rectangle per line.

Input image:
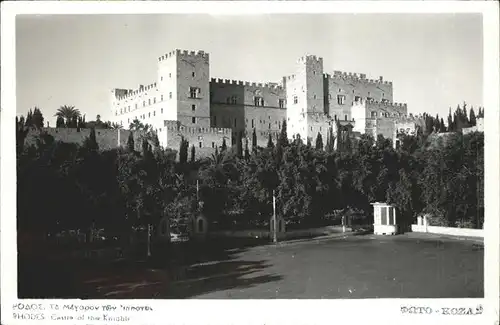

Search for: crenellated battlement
xmin=297 ymin=55 xmax=323 ymax=64
xmin=365 ymin=99 xmax=407 ymax=109
xmin=164 ymin=120 xmax=231 ymax=135
xmin=324 ymin=70 xmax=393 ymax=86
xmin=113 ymin=81 xmax=159 ymax=102
xmin=158 ymin=49 xmax=209 ymax=62
xmin=209 ymin=77 xmax=283 ymax=90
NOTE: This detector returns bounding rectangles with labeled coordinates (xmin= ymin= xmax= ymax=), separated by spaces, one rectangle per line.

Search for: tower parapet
xmin=324 ymin=70 xmax=393 ymax=86
xmin=210 ymin=78 xmax=283 ymax=91
xmin=158 ymin=49 xmax=209 ymax=62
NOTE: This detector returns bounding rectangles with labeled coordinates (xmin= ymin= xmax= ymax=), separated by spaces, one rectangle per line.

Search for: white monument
xmin=191 ymin=214 xmax=208 ymax=240
xmin=371 ymin=202 xmax=398 ymax=235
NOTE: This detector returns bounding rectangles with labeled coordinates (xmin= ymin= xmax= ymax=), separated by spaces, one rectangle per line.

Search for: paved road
xmin=164 ymin=234 xmax=484 ymax=299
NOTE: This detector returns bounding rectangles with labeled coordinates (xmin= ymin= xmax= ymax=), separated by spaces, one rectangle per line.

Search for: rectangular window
xmin=231 ymin=96 xmax=237 ymax=104
xmin=345 ymin=115 xmax=347 ymax=121
xmin=252 ymin=119 xmax=254 ymax=128
xmin=169 ymin=73 xmax=171 ymax=78
xmin=279 ymin=99 xmax=285 ymax=108
xmin=269 ymin=123 xmax=271 ymax=129
xmin=199 ymin=142 xmax=202 ymax=148
xmin=337 ymin=95 xmax=346 ymax=105
xmin=189 ymin=87 xmax=200 ymax=99
xmin=192 ymin=117 xmax=196 ymax=124
xmin=169 ymin=92 xmax=172 ymax=99
xmin=148 ymin=112 xmax=151 ymax=118
xmin=226 ymin=97 xmax=231 ymax=104
xmin=367 ymin=97 xmax=373 ymax=102
xmin=192 ymin=104 xmax=196 ymax=111
xmin=381 ymin=207 xmax=388 ymax=225
xmin=234 ymin=118 xmax=237 ymax=127
xmin=153 ymin=111 xmax=156 ymax=116
xmin=212 ymin=142 xmax=215 ymax=148
xmin=161 ymin=108 xmax=163 ymax=114
xmin=293 ymin=96 xmax=298 ymax=104
xmin=143 ymin=101 xmax=146 ymax=107
xmin=213 ymin=116 xmax=217 ymax=126
xmin=161 ymin=95 xmax=164 ymax=101
xmin=192 ymin=72 xmax=195 ymax=77
xmin=354 ymin=96 xmax=361 ymax=102
xmin=254 ymin=97 xmax=264 ymax=107
xmin=135 ymin=104 xmax=137 ymax=109
xmin=148 ymin=99 xmax=151 ymax=105
xmin=388 ymin=207 xmax=395 ymax=225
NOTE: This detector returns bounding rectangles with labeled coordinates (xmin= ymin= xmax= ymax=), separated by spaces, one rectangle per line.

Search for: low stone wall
xmin=209 ymin=225 xmax=348 ymax=240
xmin=411 ymin=224 xmax=483 ymax=238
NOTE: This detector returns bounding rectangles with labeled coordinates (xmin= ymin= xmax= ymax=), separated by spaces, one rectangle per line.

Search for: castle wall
xmin=164 ymin=120 xmax=232 ymax=159
xmin=323 ymin=72 xmax=394 ymax=122
xmin=24 ymin=128 xmax=146 ymax=152
xmin=209 ymin=79 xmax=286 ymax=146
xmin=462 ymin=118 xmax=484 ymax=134
xmin=307 ymin=113 xmax=334 ymax=146
xmin=210 ymin=79 xmax=285 ymax=108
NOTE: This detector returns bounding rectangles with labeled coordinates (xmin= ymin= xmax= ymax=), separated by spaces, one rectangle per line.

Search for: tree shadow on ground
xmin=18 ymin=237 xmax=279 ymax=299
xmin=161 ymin=259 xmax=283 ymax=298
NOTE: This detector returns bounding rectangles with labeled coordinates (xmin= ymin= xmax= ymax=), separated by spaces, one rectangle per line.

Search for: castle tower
xmin=283 ymin=55 xmax=327 ymax=143
xmin=157 ymin=50 xmax=211 ymax=128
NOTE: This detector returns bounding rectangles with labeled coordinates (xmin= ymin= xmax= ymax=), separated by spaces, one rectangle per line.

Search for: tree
xmin=447 ymin=108 xmax=453 ymax=132
xmin=469 ymin=107 xmax=477 ymax=127
xmin=32 ymin=107 xmax=44 ymax=129
xmin=25 ymin=110 xmax=33 ymax=128
xmin=236 ymin=132 xmax=243 ymax=158
xmin=315 ymin=132 xmax=323 ymax=150
xmin=244 ymin=139 xmax=250 ymax=160
xmin=179 ymin=137 xmax=189 ymax=164
xmin=252 ymin=128 xmax=257 ymax=152
xmin=127 ymin=132 xmax=135 ymax=152
xmin=55 ymin=105 xmax=81 ymax=126
xmin=220 ymin=138 xmax=227 ymax=152
xmin=83 ymin=128 xmax=99 ymax=152
xmin=191 ymin=145 xmax=196 ymax=162
xmin=56 ymin=116 xmax=65 ymax=128
xmin=278 ymin=119 xmax=289 ymax=147
xmin=129 ymin=119 xmax=144 ymax=131
xmin=267 ymin=133 xmax=274 ymax=148
xmin=111 ymin=122 xmax=123 ymax=129
xmin=439 ymin=118 xmax=446 ymax=133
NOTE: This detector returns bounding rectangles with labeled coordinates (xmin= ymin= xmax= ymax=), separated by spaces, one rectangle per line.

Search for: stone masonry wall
xmin=24 ymin=128 xmax=146 ymax=152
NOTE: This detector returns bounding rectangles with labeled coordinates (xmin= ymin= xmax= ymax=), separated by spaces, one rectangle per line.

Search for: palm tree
xmin=55 ymin=105 xmax=81 ymax=125
xmin=129 ymin=119 xmax=144 ymax=131
xmin=111 ymin=122 xmax=123 ymax=129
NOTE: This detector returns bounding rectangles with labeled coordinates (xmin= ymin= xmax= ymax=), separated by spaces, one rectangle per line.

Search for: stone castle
xmin=110 ymin=49 xmax=422 ymax=155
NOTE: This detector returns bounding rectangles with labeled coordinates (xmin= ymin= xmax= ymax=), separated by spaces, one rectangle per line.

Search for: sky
xmin=16 ymin=14 xmax=483 ymax=125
